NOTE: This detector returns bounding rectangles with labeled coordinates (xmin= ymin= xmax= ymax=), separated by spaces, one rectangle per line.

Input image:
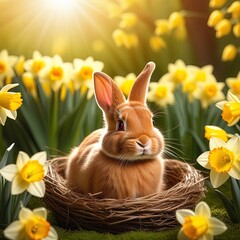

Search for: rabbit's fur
xmin=65 ymin=62 xmax=165 ymax=198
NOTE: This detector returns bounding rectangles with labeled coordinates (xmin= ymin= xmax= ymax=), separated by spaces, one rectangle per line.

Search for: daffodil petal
xmin=3 ymin=220 xmax=24 ymax=240
xmin=209 ymin=137 xmax=226 ymax=150
xmin=27 ymin=180 xmax=45 ymax=197
xmin=31 ymin=151 xmax=47 ymax=165
xmin=227 ymin=91 xmax=240 ymax=102
xmin=195 ymin=201 xmax=211 ymax=218
xmin=210 ymin=170 xmax=229 ymax=188
xmin=196 ymin=151 xmax=211 ymax=169
xmin=0 ymin=83 xmax=19 ymax=92
xmin=215 ymin=100 xmax=226 ymax=110
xmin=199 ymin=233 xmax=213 ymax=240
xmin=5 ymin=109 xmax=17 ymax=120
xmin=228 ymin=161 xmax=240 ymax=180
xmin=208 ymin=217 xmax=227 ymax=235
xmin=11 ymin=174 xmax=28 ymax=195
xmin=16 ymin=151 xmax=30 ymax=170
xmin=228 ymin=117 xmax=240 ymax=126
xmin=226 ymin=136 xmax=240 ymax=153
xmin=0 ymin=107 xmax=7 ymax=125
xmin=33 ymin=207 xmax=48 ymax=219
xmin=44 ymin=226 xmax=58 ymax=240
xmin=177 ymin=228 xmax=189 ymax=240
xmin=0 ymin=164 xmax=18 ymax=181
xmin=176 ymin=209 xmax=195 ymax=224
xmin=19 ymin=207 xmax=33 ymax=223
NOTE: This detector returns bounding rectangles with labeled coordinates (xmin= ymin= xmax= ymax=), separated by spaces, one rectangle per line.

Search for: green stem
xmin=49 ymin=91 xmax=59 ymax=155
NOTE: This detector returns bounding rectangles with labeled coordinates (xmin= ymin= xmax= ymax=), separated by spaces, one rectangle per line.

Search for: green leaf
xmin=214 ymin=188 xmax=239 ymax=223
xmin=0 ymin=143 xmax=14 ymax=168
xmin=231 ymin=177 xmax=240 ymax=220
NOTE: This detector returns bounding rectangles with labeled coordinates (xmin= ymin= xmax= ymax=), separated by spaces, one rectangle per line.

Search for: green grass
xmin=1 ymin=183 xmax=240 ymax=240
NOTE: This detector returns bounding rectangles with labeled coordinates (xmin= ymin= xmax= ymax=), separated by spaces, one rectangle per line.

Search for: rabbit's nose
xmin=137 ymin=135 xmax=150 ymax=147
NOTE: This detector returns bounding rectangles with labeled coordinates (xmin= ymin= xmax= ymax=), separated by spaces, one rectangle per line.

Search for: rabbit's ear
xmin=94 ymin=72 xmax=125 ymax=113
xmin=128 ymin=62 xmax=155 ymax=103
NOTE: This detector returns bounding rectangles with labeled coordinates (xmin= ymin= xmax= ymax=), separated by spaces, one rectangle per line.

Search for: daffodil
xmin=165 ymin=59 xmax=188 ymax=87
xmin=215 ymin=19 xmax=232 ymax=38
xmin=112 ymin=29 xmax=127 ymax=47
xmin=0 ymin=151 xmax=47 ymax=197
xmin=193 ymin=80 xmax=225 ymax=109
xmin=209 ymin=0 xmax=227 ymax=8
xmin=0 ymin=49 xmax=17 ymax=84
xmin=226 ymin=72 xmax=240 ymax=98
xmin=176 ymin=201 xmax=227 ymax=240
xmin=197 ymin=136 xmax=240 ymax=188
xmin=216 ymin=91 xmax=240 ymax=126
xmin=233 ymin=23 xmax=240 ymax=37
xmin=24 ymin=51 xmax=51 ymax=76
xmin=227 ymin=1 xmax=240 ymax=19
xmin=0 ymin=83 xmax=23 ymax=125
xmin=204 ymin=125 xmax=228 ymax=142
xmin=22 ymin=72 xmax=37 ymax=98
xmin=168 ymin=11 xmax=185 ymax=30
xmin=149 ymin=36 xmax=166 ymax=51
xmin=148 ymin=81 xmax=175 ymax=107
xmin=4 ymin=206 xmax=58 ymax=240
xmin=15 ymin=55 xmax=25 ymax=76
xmin=38 ymin=55 xmax=73 ymax=92
xmin=222 ymin=44 xmax=238 ymax=61
xmin=119 ymin=12 xmax=137 ymax=29
xmin=114 ymin=73 xmax=136 ymax=97
xmin=72 ymin=57 xmax=104 ymax=98
xmin=154 ymin=19 xmax=169 ymax=36
xmin=207 ymin=10 xmax=224 ymax=27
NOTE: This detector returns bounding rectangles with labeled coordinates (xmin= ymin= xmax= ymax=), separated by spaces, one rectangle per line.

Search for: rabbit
xmin=65 ymin=62 xmax=165 ymax=199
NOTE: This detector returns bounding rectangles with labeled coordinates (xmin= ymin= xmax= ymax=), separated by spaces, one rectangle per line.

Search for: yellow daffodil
xmin=226 ymin=72 xmax=240 ymax=98
xmin=72 ymin=57 xmax=104 ymax=98
xmin=209 ymin=0 xmax=227 ymax=8
xmin=168 ymin=11 xmax=185 ymax=30
xmin=216 ymin=91 xmax=240 ymax=126
xmin=22 ymin=72 xmax=37 ymax=98
xmin=148 ymin=81 xmax=175 ymax=107
xmin=149 ymin=36 xmax=166 ymax=51
xmin=222 ymin=44 xmax=238 ymax=61
xmin=233 ymin=23 xmax=240 ymax=37
xmin=4 ymin=206 xmax=58 ymax=240
xmin=24 ymin=51 xmax=51 ymax=76
xmin=227 ymin=1 xmax=240 ymax=19
xmin=0 ymin=83 xmax=23 ymax=125
xmin=176 ymin=201 xmax=227 ymax=240
xmin=197 ymin=135 xmax=240 ymax=188
xmin=119 ymin=12 xmax=137 ymax=29
xmin=114 ymin=73 xmax=136 ymax=97
xmin=207 ymin=10 xmax=224 ymax=27
xmin=154 ymin=19 xmax=169 ymax=36
xmin=112 ymin=29 xmax=127 ymax=47
xmin=0 ymin=49 xmax=17 ymax=84
xmin=215 ymin=19 xmax=232 ymax=38
xmin=0 ymin=151 xmax=47 ymax=197
xmin=193 ymin=80 xmax=225 ymax=109
xmin=204 ymin=125 xmax=228 ymax=142
xmin=38 ymin=55 xmax=73 ymax=92
xmin=166 ymin=59 xmax=188 ymax=87
xmin=15 ymin=55 xmax=25 ymax=76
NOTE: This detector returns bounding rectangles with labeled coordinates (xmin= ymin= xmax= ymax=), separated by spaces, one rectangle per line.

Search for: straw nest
xmin=44 ymin=157 xmax=205 ymax=233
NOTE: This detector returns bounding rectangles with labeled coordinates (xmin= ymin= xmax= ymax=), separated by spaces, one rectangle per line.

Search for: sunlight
xmin=48 ymin=0 xmax=76 ymax=11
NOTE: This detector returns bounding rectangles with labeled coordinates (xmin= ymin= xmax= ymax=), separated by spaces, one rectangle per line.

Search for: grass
xmin=1 ymin=181 xmax=240 ymax=239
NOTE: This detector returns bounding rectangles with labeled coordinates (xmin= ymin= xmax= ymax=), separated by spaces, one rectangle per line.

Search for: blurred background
xmin=0 ymin=0 xmax=238 ymax=79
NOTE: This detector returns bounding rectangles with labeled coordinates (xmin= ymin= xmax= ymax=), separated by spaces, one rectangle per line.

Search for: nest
xmin=44 ymin=157 xmax=205 ymax=233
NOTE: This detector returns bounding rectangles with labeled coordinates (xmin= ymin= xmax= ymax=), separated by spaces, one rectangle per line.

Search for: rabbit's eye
xmin=117 ymin=120 xmax=125 ymax=131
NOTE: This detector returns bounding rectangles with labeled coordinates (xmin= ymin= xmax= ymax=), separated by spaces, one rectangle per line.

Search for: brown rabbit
xmin=65 ymin=62 xmax=165 ymax=199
